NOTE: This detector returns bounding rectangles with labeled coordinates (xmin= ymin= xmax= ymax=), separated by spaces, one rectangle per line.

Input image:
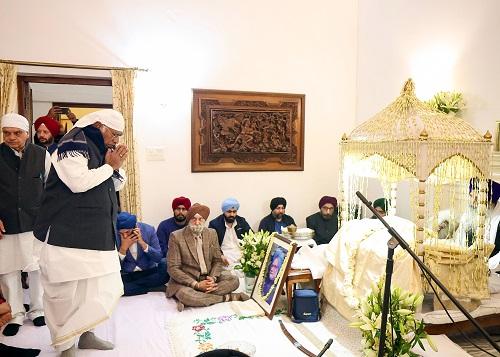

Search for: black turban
xmin=270 ymin=197 xmax=287 ymax=211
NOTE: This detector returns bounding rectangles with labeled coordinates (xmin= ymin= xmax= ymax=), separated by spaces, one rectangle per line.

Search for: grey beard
xmin=189 ymin=224 xmax=204 ymax=235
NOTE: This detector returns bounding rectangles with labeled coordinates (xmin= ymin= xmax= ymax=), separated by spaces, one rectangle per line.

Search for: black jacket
xmin=306 ymin=211 xmax=338 ymax=245
xmin=258 ymin=213 xmax=295 ymax=234
xmin=208 ymin=214 xmax=252 ymax=247
xmin=0 ymin=143 xmax=46 ymax=234
xmin=34 ymin=128 xmax=118 ymax=251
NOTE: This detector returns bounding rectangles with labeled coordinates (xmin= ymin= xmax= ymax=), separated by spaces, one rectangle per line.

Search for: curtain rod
xmin=0 ymin=59 xmax=148 ymax=72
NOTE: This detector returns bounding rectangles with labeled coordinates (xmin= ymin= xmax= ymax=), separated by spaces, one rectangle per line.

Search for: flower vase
xmin=244 ymin=274 xmax=256 ymax=294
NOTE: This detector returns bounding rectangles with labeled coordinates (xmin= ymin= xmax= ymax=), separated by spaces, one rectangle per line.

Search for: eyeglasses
xmin=104 ymin=125 xmax=123 ymax=138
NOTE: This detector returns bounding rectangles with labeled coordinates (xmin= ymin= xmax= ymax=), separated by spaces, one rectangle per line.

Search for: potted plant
xmin=350 ymin=279 xmax=437 ymax=357
xmin=234 ymin=230 xmax=273 ymax=293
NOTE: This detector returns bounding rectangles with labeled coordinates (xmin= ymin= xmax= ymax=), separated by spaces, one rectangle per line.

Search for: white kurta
xmin=0 ymin=232 xmax=40 ymax=274
xmin=38 ymin=150 xmax=125 ymax=351
xmin=39 ymin=151 xmax=126 ymax=283
xmin=220 ymin=221 xmax=242 ymax=267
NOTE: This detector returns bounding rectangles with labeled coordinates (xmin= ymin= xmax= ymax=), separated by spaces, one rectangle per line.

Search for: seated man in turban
xmin=371 ymin=198 xmax=388 ymax=218
xmin=166 ymin=203 xmax=249 ymax=311
xmin=209 ymin=198 xmax=252 ymax=267
xmin=306 ymin=196 xmax=339 ymax=245
xmin=157 ymin=196 xmax=192 ymax=258
xmin=34 ymin=115 xmax=61 ymax=154
xmin=258 ymin=197 xmax=296 ymax=234
xmin=116 ymin=212 xmax=167 ymax=296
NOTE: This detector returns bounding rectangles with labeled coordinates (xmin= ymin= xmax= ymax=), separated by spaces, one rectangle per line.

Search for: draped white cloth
xmin=41 ymin=270 xmax=123 ymax=351
xmin=322 ymin=216 xmax=422 ymax=320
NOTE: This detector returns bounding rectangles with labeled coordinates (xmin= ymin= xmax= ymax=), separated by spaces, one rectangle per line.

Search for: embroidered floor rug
xmin=165 ymin=298 xmax=361 ymax=357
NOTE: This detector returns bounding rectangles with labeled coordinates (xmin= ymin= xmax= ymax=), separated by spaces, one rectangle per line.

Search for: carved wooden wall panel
xmin=192 ymin=89 xmax=305 ymax=172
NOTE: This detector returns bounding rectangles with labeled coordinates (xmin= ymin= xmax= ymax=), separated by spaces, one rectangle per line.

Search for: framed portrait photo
xmin=251 ymin=234 xmax=296 ymax=319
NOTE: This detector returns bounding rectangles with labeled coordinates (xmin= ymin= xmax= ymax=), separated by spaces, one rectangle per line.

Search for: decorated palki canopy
xmin=339 ymin=79 xmax=493 ymax=301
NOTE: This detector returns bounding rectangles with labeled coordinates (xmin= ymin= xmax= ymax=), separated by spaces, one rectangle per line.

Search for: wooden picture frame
xmin=191 ymin=89 xmax=305 ymax=172
xmin=251 ymin=234 xmax=296 ymax=319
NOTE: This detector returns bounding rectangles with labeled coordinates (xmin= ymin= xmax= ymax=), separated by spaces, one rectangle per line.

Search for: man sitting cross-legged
xmin=166 ymin=203 xmax=249 ymax=311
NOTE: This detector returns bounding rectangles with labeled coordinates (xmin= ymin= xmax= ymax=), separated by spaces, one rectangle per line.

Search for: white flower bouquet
xmin=426 ymin=91 xmax=465 ymax=115
xmin=350 ymin=279 xmax=437 ymax=357
xmin=234 ymin=230 xmax=273 ymax=277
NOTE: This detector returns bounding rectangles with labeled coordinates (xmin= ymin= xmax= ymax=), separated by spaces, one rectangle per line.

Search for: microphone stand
xmin=355 ymin=191 xmax=500 ymax=356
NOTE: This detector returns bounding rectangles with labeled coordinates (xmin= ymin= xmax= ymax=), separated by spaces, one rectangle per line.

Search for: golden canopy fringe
xmin=339 ymin=79 xmax=493 ymax=301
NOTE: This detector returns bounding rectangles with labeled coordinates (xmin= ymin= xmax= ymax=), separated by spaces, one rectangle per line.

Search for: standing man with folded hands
xmin=34 ymin=109 xmax=128 ymax=357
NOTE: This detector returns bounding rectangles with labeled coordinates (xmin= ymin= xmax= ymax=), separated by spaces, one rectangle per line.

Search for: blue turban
xmin=270 ymin=247 xmax=286 ymax=264
xmin=221 ymin=198 xmax=240 ymax=212
xmin=267 ymin=247 xmax=287 ymax=274
xmin=117 ymin=212 xmax=137 ymax=230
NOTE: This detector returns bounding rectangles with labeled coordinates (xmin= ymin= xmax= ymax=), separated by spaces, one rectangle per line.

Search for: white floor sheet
xmin=0 ymin=291 xmax=472 ymax=356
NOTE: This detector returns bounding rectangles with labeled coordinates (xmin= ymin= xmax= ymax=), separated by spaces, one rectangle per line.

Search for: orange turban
xmin=186 ymin=203 xmax=210 ymax=222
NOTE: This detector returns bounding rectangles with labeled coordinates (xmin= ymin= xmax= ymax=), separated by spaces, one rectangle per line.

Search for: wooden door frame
xmin=17 ymin=74 xmax=112 ymax=120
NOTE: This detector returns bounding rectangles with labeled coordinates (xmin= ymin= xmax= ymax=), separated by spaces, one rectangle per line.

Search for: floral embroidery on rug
xmin=191 ymin=310 xmax=284 ymax=353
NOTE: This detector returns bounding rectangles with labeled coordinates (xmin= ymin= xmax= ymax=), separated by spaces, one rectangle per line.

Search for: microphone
xmin=317 ymin=338 xmax=333 ymax=357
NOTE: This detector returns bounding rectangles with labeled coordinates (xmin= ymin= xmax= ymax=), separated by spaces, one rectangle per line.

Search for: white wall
xmin=356 ymin=0 xmax=500 ymax=134
xmin=356 ymin=0 xmax=500 ymax=218
xmin=0 ymin=0 xmax=359 ymax=228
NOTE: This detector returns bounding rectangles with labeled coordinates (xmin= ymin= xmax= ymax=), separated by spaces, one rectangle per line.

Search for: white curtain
xmin=0 ymin=63 xmax=17 ymax=142
xmin=111 ymin=69 xmax=142 ymax=219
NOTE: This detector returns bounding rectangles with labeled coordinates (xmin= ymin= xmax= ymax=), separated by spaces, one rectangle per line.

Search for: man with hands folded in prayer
xmin=166 ymin=203 xmax=249 ymax=312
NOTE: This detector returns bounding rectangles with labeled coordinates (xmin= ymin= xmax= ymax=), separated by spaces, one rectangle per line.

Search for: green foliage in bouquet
xmin=234 ymin=230 xmax=273 ymax=277
xmin=349 ymin=279 xmax=437 ymax=357
xmin=426 ymin=91 xmax=465 ymax=115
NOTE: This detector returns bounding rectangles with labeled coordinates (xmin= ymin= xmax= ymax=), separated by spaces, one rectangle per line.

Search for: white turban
xmin=1 ymin=113 xmax=29 ymax=132
xmin=74 ymin=109 xmax=125 ymax=132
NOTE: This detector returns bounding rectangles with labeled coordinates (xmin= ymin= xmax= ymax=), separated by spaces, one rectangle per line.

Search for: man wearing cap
xmin=258 ymin=197 xmax=296 ymax=234
xmin=306 ymin=196 xmax=339 ymax=245
xmin=34 ymin=115 xmax=60 ymax=154
xmin=208 ymin=198 xmax=252 ymax=267
xmin=0 ymin=113 xmax=50 ymax=336
xmin=167 ymin=203 xmax=248 ymax=312
xmin=157 ymin=196 xmax=191 ymax=258
xmin=34 ymin=109 xmax=128 ymax=356
xmin=116 ymin=212 xmax=167 ymax=296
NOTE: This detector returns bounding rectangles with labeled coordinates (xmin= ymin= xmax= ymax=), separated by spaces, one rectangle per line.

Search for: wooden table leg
xmin=287 ymin=280 xmax=293 ymax=317
xmin=314 ymin=279 xmax=321 ymax=293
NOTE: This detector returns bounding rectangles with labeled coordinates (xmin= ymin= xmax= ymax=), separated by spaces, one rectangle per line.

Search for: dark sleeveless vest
xmin=34 ymin=133 xmax=118 ymax=251
xmin=0 ymin=143 xmax=46 ymax=234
